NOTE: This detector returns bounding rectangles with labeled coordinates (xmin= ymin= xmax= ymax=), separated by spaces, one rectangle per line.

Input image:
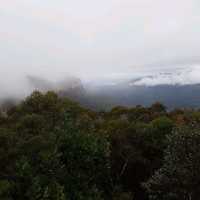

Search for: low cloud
xmin=133 ymin=65 xmax=200 ymax=86
xmin=0 ymin=0 xmax=200 ymax=98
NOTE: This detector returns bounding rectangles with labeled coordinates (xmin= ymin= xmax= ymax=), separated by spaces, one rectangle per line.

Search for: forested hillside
xmin=0 ymin=91 xmax=200 ymax=200
xmin=87 ymin=83 xmax=200 ymax=109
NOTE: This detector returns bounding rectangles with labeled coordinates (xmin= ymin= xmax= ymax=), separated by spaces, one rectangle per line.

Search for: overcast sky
xmin=1 ymin=0 xmax=200 ymax=95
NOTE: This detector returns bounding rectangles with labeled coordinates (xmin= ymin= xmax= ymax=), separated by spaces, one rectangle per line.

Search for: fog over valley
xmin=1 ymin=0 xmax=200 ymax=108
xmin=2 ymin=2 xmax=200 ymax=199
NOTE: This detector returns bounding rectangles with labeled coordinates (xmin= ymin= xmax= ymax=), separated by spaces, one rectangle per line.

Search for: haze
xmin=1 ymin=0 xmax=200 ymax=98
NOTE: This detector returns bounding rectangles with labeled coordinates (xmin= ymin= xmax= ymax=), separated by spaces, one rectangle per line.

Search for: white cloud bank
xmin=0 ymin=0 xmax=200 ymax=97
xmin=1 ymin=0 xmax=200 ymax=77
xmin=133 ymin=65 xmax=200 ymax=86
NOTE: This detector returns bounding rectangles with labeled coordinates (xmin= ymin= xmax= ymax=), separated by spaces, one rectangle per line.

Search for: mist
xmin=1 ymin=0 xmax=200 ymax=100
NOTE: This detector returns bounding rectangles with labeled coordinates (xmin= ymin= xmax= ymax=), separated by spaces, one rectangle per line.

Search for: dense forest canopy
xmin=0 ymin=91 xmax=200 ymax=200
xmin=1 ymin=1 xmax=200 ymax=199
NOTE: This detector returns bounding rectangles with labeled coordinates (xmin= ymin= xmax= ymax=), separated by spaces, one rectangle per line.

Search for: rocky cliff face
xmin=27 ymin=75 xmax=84 ymax=93
xmin=27 ymin=75 xmax=88 ymax=103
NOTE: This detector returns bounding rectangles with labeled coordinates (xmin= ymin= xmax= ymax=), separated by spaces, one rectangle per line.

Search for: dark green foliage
xmin=1 ymin=92 xmax=200 ymax=199
xmin=145 ymin=127 xmax=200 ymax=200
xmin=58 ymin=116 xmax=111 ymax=199
xmin=0 ymin=92 xmax=111 ymax=200
xmin=150 ymin=102 xmax=166 ymax=114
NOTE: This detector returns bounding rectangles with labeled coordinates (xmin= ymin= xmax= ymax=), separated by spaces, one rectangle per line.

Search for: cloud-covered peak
xmin=132 ymin=65 xmax=200 ymax=86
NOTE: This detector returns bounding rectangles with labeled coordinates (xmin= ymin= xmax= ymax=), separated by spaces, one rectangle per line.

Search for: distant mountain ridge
xmin=26 ymin=75 xmax=90 ymax=106
xmin=2 ymin=68 xmax=200 ymax=110
xmin=27 ymin=75 xmax=84 ymax=92
xmin=89 ymin=83 xmax=200 ymax=109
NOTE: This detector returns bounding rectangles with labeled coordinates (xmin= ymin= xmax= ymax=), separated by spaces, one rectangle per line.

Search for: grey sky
xmin=0 ymin=0 xmax=200 ymax=90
